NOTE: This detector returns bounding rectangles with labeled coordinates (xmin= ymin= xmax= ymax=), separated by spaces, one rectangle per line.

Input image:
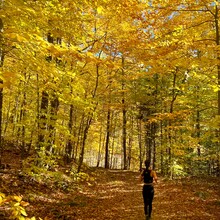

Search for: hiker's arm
xmin=153 ymin=171 xmax=158 ymax=183
xmin=139 ymin=170 xmax=144 ymax=182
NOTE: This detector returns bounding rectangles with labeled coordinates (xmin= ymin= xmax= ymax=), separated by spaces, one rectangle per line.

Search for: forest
xmin=0 ymin=0 xmax=220 ymax=219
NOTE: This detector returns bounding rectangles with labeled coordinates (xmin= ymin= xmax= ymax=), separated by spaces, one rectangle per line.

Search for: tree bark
xmin=38 ymin=90 xmax=49 ymax=149
xmin=96 ymin=126 xmax=103 ymax=167
xmin=77 ymin=118 xmax=91 ymax=172
xmin=214 ymin=5 xmax=220 ymax=176
xmin=138 ymin=119 xmax=143 ymax=171
xmin=196 ymin=110 xmax=201 ymax=156
xmin=168 ymin=71 xmax=178 ymax=166
xmin=0 ymin=15 xmax=3 ymax=165
xmin=65 ymin=104 xmax=74 ymax=164
xmin=214 ymin=5 xmax=220 ymax=116
xmin=104 ymin=109 xmax=110 ymax=168
xmin=77 ymin=64 xmax=99 ymax=172
xmin=121 ymin=56 xmax=127 ymax=170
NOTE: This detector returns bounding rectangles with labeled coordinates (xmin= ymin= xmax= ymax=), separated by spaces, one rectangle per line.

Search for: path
xmin=1 ymin=166 xmax=220 ymax=219
xmin=73 ymin=169 xmax=144 ymax=220
xmin=70 ymin=169 xmax=220 ymax=220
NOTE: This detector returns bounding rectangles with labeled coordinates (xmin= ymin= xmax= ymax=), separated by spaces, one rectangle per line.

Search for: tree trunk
xmin=38 ymin=90 xmax=49 ymax=149
xmin=77 ymin=64 xmax=99 ymax=172
xmin=127 ymin=136 xmax=132 ymax=170
xmin=138 ymin=119 xmax=143 ymax=171
xmin=65 ymin=104 xmax=74 ymax=164
xmin=122 ymin=103 xmax=127 ymax=169
xmin=214 ymin=5 xmax=220 ymax=116
xmin=152 ymin=123 xmax=157 ymax=170
xmin=159 ymin=121 xmax=164 ymax=175
xmin=196 ymin=110 xmax=201 ymax=156
xmin=47 ymin=95 xmax=59 ymax=152
xmin=96 ymin=126 xmax=103 ymax=167
xmin=104 ymin=109 xmax=110 ymax=168
xmin=0 ymin=15 xmax=3 ymax=165
xmin=121 ymin=56 xmax=127 ymax=170
xmin=168 ymin=71 xmax=178 ymax=169
xmin=20 ymin=85 xmax=27 ymax=161
xmin=77 ymin=117 xmax=92 ymax=172
xmin=214 ymin=4 xmax=220 ymax=177
xmin=38 ymin=33 xmax=60 ymax=154
xmin=146 ymin=124 xmax=151 ymax=160
xmin=37 ymin=33 xmax=53 ymax=150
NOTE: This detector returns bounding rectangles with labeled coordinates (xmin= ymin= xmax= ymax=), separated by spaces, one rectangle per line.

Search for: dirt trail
xmin=73 ymin=170 xmax=144 ymax=220
xmin=72 ymin=169 xmax=220 ymax=220
xmin=1 ymin=167 xmax=220 ymax=219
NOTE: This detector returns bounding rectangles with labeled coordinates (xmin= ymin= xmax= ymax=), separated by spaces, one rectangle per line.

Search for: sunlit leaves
xmin=0 ymin=0 xmax=219 ymax=175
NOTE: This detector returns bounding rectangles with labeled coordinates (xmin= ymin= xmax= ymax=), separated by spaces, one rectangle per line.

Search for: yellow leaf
xmin=0 ymin=192 xmax=5 ymax=204
xmin=0 ymin=192 xmax=5 ymax=198
xmin=97 ymin=6 xmax=104 ymax=14
xmin=20 ymin=207 xmax=28 ymax=216
xmin=13 ymin=196 xmax=22 ymax=202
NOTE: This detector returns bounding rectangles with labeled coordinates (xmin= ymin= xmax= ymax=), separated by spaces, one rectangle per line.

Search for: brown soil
xmin=0 ymin=155 xmax=220 ymax=219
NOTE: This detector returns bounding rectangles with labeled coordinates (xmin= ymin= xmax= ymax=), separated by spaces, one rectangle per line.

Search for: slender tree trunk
xmin=38 ymin=90 xmax=49 ymax=149
xmin=46 ymin=36 xmax=61 ymax=153
xmin=96 ymin=126 xmax=103 ymax=167
xmin=127 ymin=136 xmax=132 ymax=170
xmin=127 ymin=115 xmax=134 ymax=170
xmin=47 ymin=95 xmax=59 ymax=152
xmin=0 ymin=15 xmax=3 ymax=165
xmin=65 ymin=104 xmax=74 ymax=164
xmin=105 ymin=67 xmax=114 ymax=169
xmin=75 ymin=114 xmax=85 ymax=160
xmin=138 ymin=119 xmax=143 ymax=171
xmin=38 ymin=34 xmax=60 ymax=155
xmin=38 ymin=33 xmax=53 ymax=150
xmin=122 ymin=102 xmax=127 ymax=170
xmin=20 ymin=87 xmax=27 ymax=161
xmin=121 ymin=56 xmax=127 ymax=170
xmin=77 ymin=117 xmax=92 ymax=172
xmin=77 ymin=64 xmax=99 ymax=172
xmin=168 ymin=71 xmax=178 ymax=169
xmin=145 ymin=124 xmax=152 ymax=161
xmin=214 ymin=5 xmax=220 ymax=116
xmin=109 ymin=112 xmax=117 ymax=169
xmin=152 ymin=123 xmax=157 ymax=170
xmin=159 ymin=121 xmax=164 ymax=175
xmin=196 ymin=110 xmax=201 ymax=156
xmin=110 ymin=130 xmax=115 ymax=169
xmin=152 ymin=74 xmax=158 ymax=170
xmin=214 ymin=4 xmax=220 ymax=176
xmin=104 ymin=109 xmax=110 ymax=168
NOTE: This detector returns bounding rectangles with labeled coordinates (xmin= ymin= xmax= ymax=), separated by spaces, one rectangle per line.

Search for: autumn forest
xmin=0 ymin=0 xmax=220 ymax=219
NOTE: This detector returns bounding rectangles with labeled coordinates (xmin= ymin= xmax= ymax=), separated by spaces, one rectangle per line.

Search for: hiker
xmin=140 ymin=159 xmax=158 ymax=220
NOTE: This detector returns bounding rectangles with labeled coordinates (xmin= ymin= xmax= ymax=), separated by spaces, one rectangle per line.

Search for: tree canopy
xmin=0 ymin=0 xmax=219 ymax=176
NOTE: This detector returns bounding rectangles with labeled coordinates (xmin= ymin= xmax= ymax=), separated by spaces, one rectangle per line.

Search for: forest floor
xmin=0 ymin=151 xmax=220 ymax=219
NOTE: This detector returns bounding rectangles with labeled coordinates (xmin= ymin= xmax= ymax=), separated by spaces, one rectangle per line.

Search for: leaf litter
xmin=1 ymin=166 xmax=220 ymax=219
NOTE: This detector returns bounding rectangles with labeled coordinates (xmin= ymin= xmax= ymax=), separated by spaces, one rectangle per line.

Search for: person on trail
xmin=140 ymin=159 xmax=158 ymax=220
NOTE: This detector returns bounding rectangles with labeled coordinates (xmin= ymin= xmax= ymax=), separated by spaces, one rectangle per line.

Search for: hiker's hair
xmin=144 ymin=159 xmax=151 ymax=168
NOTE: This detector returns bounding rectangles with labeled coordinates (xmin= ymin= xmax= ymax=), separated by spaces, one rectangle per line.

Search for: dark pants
xmin=142 ymin=185 xmax=154 ymax=217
